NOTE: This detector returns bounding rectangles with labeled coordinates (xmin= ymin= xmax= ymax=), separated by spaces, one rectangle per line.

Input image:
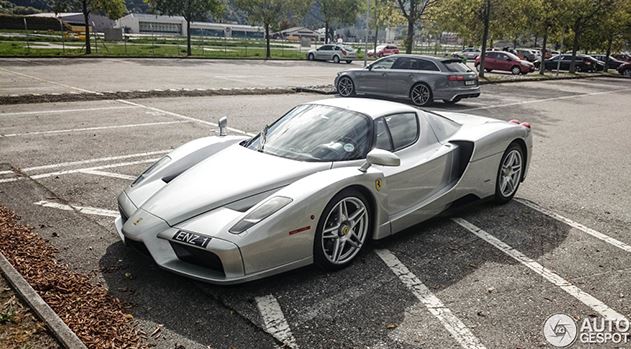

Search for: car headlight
xmin=520 ymin=61 xmax=530 ymax=66
xmin=131 ymin=156 xmax=170 ymax=186
xmin=229 ymin=196 xmax=292 ymax=234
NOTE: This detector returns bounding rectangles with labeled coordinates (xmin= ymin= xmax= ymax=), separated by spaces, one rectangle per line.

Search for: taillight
xmin=508 ymin=119 xmax=531 ymax=129
xmin=520 ymin=122 xmax=531 ymax=129
xmin=447 ymin=75 xmax=465 ymax=81
xmin=509 ymin=119 xmax=520 ymax=124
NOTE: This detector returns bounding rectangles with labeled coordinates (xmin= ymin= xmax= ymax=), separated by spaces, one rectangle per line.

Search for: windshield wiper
xmin=257 ymin=124 xmax=269 ymax=152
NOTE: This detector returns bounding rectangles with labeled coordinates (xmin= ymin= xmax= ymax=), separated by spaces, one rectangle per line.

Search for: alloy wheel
xmin=499 ymin=149 xmax=523 ymax=197
xmin=337 ymin=77 xmax=354 ymax=97
xmin=410 ymin=84 xmax=431 ymax=106
xmin=321 ymin=197 xmax=369 ymax=265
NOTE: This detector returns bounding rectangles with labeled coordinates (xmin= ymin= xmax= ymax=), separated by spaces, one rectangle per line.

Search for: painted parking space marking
xmin=0 ymin=158 xmax=158 ymax=184
xmin=116 ymin=99 xmax=257 ymax=136
xmin=375 ymin=249 xmax=486 ymax=349
xmin=0 ymin=105 xmax=137 ymax=117
xmin=80 ymin=169 xmax=136 ymax=181
xmin=453 ymin=217 xmax=626 ymax=321
xmin=516 ymin=198 xmax=631 ymax=254
xmin=0 ymin=150 xmax=170 ymax=177
xmin=0 ymin=66 xmax=98 ymax=94
xmin=0 ymin=120 xmax=190 ymax=137
xmin=255 ymin=294 xmax=298 ymax=349
xmin=34 ymin=200 xmax=118 ymax=217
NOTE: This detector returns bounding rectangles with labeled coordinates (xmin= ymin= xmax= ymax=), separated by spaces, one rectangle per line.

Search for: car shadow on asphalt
xmin=98 ymin=197 xmax=571 ymax=347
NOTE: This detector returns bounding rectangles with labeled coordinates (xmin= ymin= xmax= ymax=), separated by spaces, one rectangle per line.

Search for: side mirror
xmin=218 ymin=116 xmax=228 ymax=136
xmin=359 ymin=149 xmax=400 ymax=172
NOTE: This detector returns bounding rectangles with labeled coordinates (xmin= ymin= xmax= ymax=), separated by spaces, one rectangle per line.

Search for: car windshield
xmin=244 ymin=104 xmax=372 ymax=162
xmin=443 ymin=60 xmax=472 ymax=72
xmin=505 ymin=52 xmax=520 ymax=60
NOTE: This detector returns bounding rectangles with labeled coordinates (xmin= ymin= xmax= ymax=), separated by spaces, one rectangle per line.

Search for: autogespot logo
xmin=544 ymin=314 xmax=578 ymax=347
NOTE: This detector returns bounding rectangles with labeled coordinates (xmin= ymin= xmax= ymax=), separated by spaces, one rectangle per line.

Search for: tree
xmin=371 ymin=0 xmax=404 ymax=52
xmin=146 ymin=0 xmax=222 ymax=56
xmin=59 ymin=0 xmax=126 ymax=54
xmin=235 ymin=0 xmax=308 ymax=59
xmin=580 ymin=1 xmax=631 ymax=70
xmin=316 ymin=0 xmax=361 ymax=44
xmin=393 ymin=0 xmax=438 ymax=53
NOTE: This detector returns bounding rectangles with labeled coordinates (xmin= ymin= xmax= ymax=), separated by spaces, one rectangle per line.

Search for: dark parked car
xmin=539 ymin=54 xmax=605 ymax=72
xmin=335 ymin=55 xmax=480 ymax=106
xmin=618 ymin=62 xmax=631 ymax=77
xmin=592 ymin=55 xmax=625 ymax=69
xmin=474 ymin=51 xmax=535 ymax=75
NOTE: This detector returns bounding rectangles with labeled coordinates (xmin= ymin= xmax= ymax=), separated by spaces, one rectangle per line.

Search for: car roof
xmin=305 ymin=98 xmax=419 ymax=119
xmin=381 ymin=54 xmax=445 ymax=62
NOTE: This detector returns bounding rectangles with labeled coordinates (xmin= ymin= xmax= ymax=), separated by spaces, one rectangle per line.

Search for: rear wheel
xmin=346 ymin=60 xmax=352 ymax=64
xmin=337 ymin=76 xmax=355 ymax=97
xmin=333 ymin=55 xmax=340 ymax=63
xmin=410 ymin=83 xmax=433 ymax=107
xmin=494 ymin=143 xmax=524 ymax=204
xmin=623 ymin=69 xmax=631 ymax=77
xmin=511 ymin=66 xmax=521 ymax=75
xmin=314 ymin=189 xmax=371 ymax=270
xmin=575 ymin=65 xmax=582 ymax=72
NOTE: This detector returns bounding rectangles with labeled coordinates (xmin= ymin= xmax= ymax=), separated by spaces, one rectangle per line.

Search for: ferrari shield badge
xmin=375 ymin=178 xmax=383 ymax=191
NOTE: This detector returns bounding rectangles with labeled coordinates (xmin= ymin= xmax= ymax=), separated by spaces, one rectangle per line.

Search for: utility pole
xmin=364 ymin=0 xmax=370 ymax=67
xmin=478 ymin=0 xmax=491 ymax=78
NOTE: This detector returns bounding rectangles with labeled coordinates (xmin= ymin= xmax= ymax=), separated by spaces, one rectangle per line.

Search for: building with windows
xmin=115 ymin=14 xmax=263 ymax=38
xmin=27 ymin=12 xmax=114 ymax=32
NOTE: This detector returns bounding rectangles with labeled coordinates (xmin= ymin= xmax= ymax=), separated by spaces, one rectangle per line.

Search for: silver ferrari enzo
xmin=115 ymin=98 xmax=532 ymax=284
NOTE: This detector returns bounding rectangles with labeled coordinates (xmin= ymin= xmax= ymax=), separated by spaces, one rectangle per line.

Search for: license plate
xmin=465 ymin=80 xmax=476 ymax=86
xmin=172 ymin=230 xmax=211 ymax=248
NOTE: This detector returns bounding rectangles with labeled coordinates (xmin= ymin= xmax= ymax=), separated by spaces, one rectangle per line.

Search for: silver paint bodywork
xmin=115 ymin=98 xmax=532 ymax=284
xmin=334 ymin=54 xmax=481 ymax=103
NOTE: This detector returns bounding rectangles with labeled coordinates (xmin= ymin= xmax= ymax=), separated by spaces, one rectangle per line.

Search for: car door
xmin=359 ymin=56 xmax=396 ymax=94
xmin=316 ymin=45 xmax=331 ymax=60
xmin=484 ymin=52 xmax=497 ymax=69
xmin=373 ymin=113 xmax=455 ymax=232
xmin=389 ymin=58 xmax=439 ymax=97
xmin=496 ymin=53 xmax=512 ymax=71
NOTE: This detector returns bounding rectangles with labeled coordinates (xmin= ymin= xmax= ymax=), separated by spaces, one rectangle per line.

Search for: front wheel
xmin=337 ymin=76 xmax=355 ymax=97
xmin=494 ymin=143 xmax=525 ymax=204
xmin=333 ymin=55 xmax=340 ymax=63
xmin=308 ymin=53 xmax=314 ymax=61
xmin=346 ymin=60 xmax=352 ymax=64
xmin=314 ymin=189 xmax=371 ymax=270
xmin=410 ymin=83 xmax=433 ymax=107
xmin=623 ymin=69 xmax=631 ymax=77
xmin=511 ymin=66 xmax=521 ymax=75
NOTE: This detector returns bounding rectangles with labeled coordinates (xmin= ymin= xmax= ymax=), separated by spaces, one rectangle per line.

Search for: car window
xmin=384 ymin=113 xmax=419 ymax=150
xmin=371 ymin=57 xmax=396 ymax=70
xmin=334 ymin=46 xmax=340 ymax=50
xmin=374 ymin=118 xmax=393 ymax=151
xmin=416 ymin=59 xmax=439 ymax=71
xmin=562 ymin=56 xmax=573 ymax=61
xmin=486 ymin=52 xmax=497 ymax=59
xmin=443 ymin=60 xmax=472 ymax=72
xmin=320 ymin=45 xmax=332 ymax=50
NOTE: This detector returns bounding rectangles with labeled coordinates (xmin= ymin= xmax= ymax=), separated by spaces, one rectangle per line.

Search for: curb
xmin=0 ymin=251 xmax=87 ymax=349
xmin=477 ymin=73 xmax=625 ymax=85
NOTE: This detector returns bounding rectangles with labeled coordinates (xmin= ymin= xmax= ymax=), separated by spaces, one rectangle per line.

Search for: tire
xmin=308 ymin=53 xmax=314 ymax=61
xmin=511 ymin=66 xmax=521 ymax=75
xmin=333 ymin=55 xmax=340 ymax=63
xmin=494 ymin=143 xmax=525 ymax=204
xmin=623 ymin=69 xmax=631 ymax=77
xmin=409 ymin=83 xmax=433 ymax=107
xmin=314 ymin=188 xmax=371 ymax=271
xmin=575 ymin=65 xmax=582 ymax=72
xmin=443 ymin=97 xmax=461 ymax=105
xmin=337 ymin=76 xmax=356 ymax=97
xmin=346 ymin=60 xmax=352 ymax=64
xmin=474 ymin=64 xmax=479 ymax=72
xmin=485 ymin=68 xmax=493 ymax=73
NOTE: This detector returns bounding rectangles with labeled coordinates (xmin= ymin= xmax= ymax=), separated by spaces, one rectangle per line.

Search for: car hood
xmin=140 ymin=144 xmax=330 ymax=225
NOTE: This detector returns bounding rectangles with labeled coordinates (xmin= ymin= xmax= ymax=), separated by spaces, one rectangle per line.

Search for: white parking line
xmin=0 ymin=150 xmax=170 ymax=176
xmin=465 ymin=87 xmax=631 ymax=111
xmin=0 ymin=105 xmax=137 ymax=117
xmin=255 ymin=294 xmax=298 ymax=349
xmin=80 ymin=169 xmax=136 ymax=181
xmin=0 ymin=67 xmax=98 ymax=94
xmin=34 ymin=200 xmax=118 ymax=217
xmin=0 ymin=158 xmax=158 ymax=184
xmin=0 ymin=120 xmax=190 ymax=137
xmin=375 ymin=249 xmax=486 ymax=349
xmin=117 ymin=99 xmax=256 ymax=136
xmin=516 ymin=199 xmax=631 ymax=254
xmin=452 ymin=217 xmax=626 ymax=321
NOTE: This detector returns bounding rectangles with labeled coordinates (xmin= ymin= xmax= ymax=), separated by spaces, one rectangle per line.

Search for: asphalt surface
xmin=0 ymin=76 xmax=630 ymax=348
xmin=0 ymin=58 xmax=360 ymax=96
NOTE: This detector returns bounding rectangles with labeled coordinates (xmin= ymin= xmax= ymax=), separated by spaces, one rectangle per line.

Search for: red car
xmin=475 ymin=51 xmax=535 ymax=75
xmin=367 ymin=44 xmax=399 ymax=58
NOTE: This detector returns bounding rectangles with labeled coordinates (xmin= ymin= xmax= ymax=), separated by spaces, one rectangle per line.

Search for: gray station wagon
xmin=334 ymin=54 xmax=480 ymax=106
xmin=307 ymin=44 xmax=356 ymax=64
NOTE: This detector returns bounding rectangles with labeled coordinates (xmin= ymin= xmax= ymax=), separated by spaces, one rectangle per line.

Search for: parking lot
xmin=1 ymin=75 xmax=630 ymax=348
